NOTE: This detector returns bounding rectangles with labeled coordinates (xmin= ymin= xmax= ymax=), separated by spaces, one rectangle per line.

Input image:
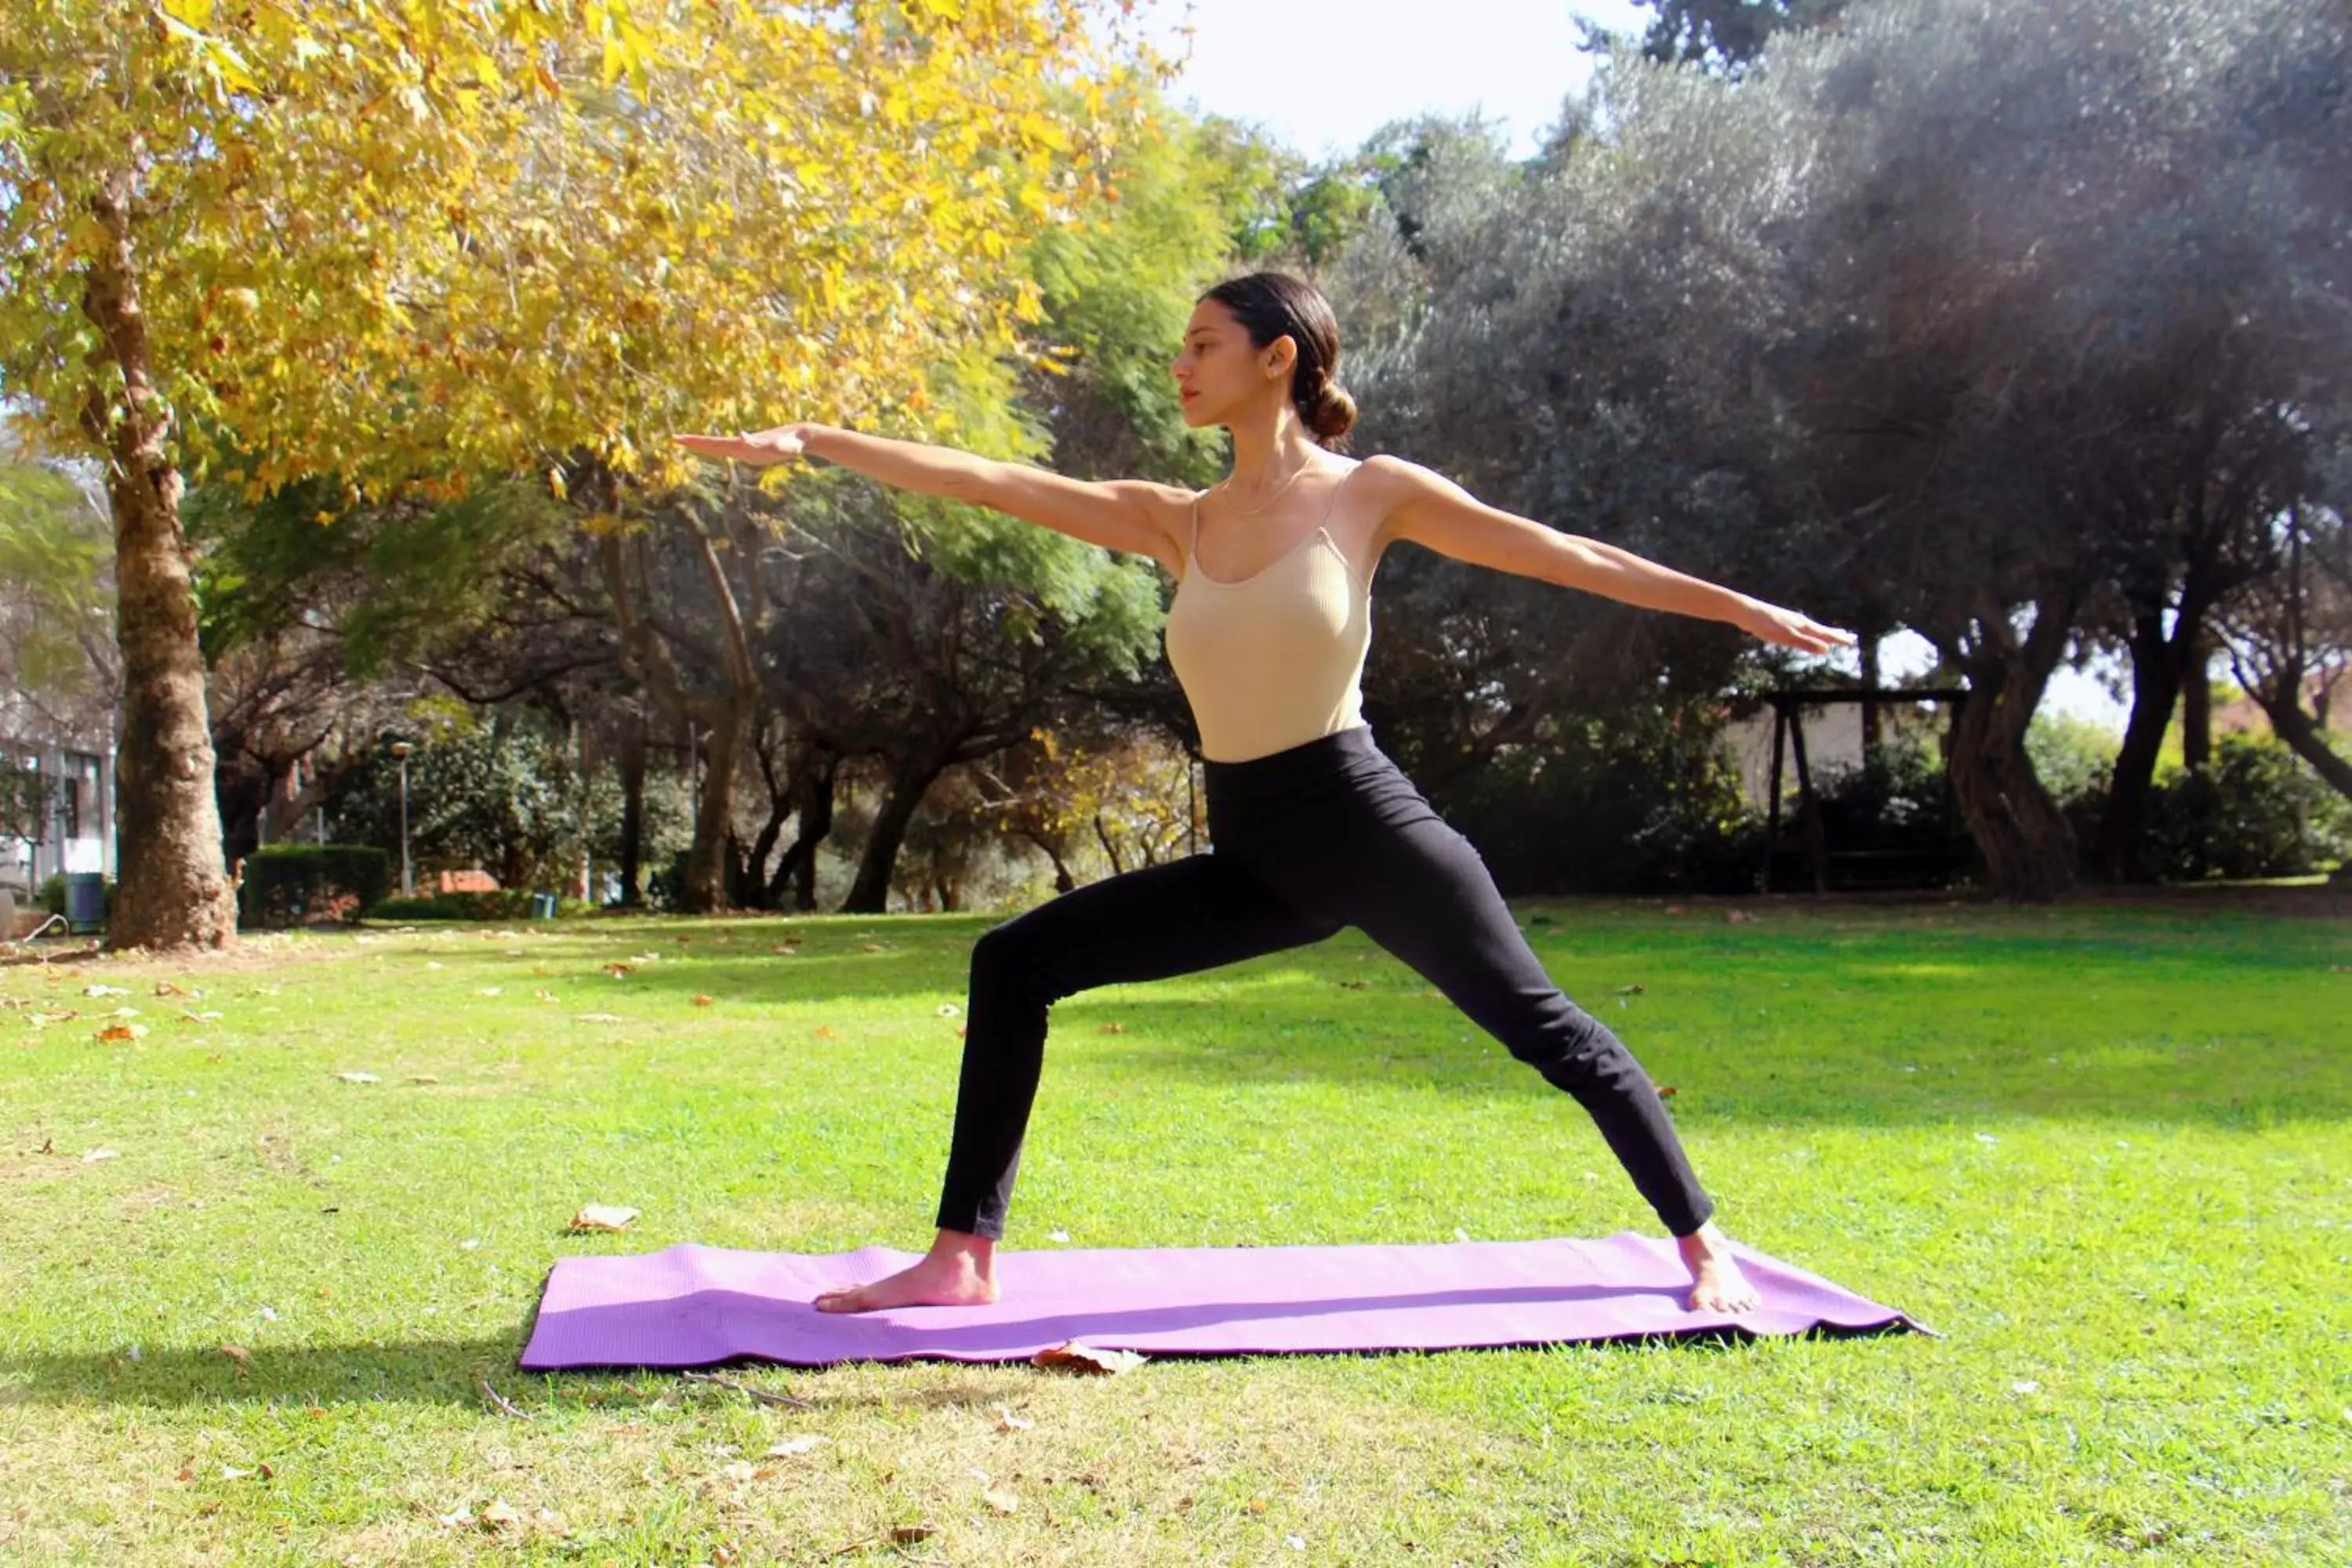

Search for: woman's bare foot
xmin=1676 ymin=1221 xmax=1762 ymax=1314
xmin=813 ymin=1229 xmax=999 ymax=1313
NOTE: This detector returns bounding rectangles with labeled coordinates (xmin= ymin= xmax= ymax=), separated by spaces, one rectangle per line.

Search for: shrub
xmin=239 ymin=844 xmax=392 ymax=928
xmin=361 ymin=890 xmax=597 ymax=921
xmin=2147 ymin=734 xmax=2352 ymax=880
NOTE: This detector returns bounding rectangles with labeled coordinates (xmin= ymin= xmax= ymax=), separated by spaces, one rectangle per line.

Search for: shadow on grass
xmin=1 ymin=1317 xmax=1913 ymax=1409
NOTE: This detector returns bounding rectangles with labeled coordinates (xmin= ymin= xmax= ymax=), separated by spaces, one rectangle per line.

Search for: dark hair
xmin=1198 ymin=271 xmax=1357 ymax=451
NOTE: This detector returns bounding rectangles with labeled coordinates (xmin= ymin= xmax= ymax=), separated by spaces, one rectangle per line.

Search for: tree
xmin=0 ymin=0 xmax=1154 ymax=949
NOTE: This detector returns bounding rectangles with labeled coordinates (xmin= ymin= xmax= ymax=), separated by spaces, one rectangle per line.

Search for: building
xmin=0 ymin=733 xmax=117 ymax=900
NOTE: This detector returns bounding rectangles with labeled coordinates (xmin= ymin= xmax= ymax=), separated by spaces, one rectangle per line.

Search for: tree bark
xmin=1940 ymin=585 xmax=2082 ymax=901
xmin=768 ymin=752 xmax=838 ymax=912
xmin=2181 ymin=625 xmax=2212 ymax=769
xmin=2095 ymin=606 xmax=2194 ymax=883
xmin=79 ymin=168 xmax=237 ymax=951
xmin=842 ymin=752 xmax=948 ymax=913
xmin=616 ymin=710 xmax=646 ymax=907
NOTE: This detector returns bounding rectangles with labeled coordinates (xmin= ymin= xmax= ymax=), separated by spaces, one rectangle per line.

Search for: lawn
xmin=2 ymin=897 xmax=2347 ymax=1566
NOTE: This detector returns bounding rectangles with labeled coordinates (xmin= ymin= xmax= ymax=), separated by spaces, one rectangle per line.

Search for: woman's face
xmin=1171 ymin=300 xmax=1290 ymax=432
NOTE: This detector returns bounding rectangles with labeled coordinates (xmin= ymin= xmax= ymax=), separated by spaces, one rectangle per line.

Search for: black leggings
xmin=934 ymin=724 xmax=1715 ymax=1241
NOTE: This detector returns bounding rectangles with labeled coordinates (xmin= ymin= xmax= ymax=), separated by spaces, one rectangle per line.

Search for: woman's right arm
xmin=800 ymin=426 xmax=1181 ymax=568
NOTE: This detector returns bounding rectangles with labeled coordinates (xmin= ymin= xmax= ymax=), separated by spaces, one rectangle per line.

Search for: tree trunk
xmin=1941 ymin=587 xmax=2082 ymax=902
xmin=2181 ymin=625 xmax=2212 ymax=769
xmin=2246 ymin=669 xmax=2352 ymax=803
xmin=80 ymin=169 xmax=237 ymax=951
xmin=617 ymin=711 xmax=646 ymax=907
xmin=768 ymin=753 xmax=838 ymax=912
xmin=1859 ymin=633 xmax=1883 ymax=767
xmin=681 ymin=701 xmax=750 ymax=913
xmin=2095 ymin=608 xmax=2191 ymax=884
xmin=841 ymin=753 xmax=946 ymax=913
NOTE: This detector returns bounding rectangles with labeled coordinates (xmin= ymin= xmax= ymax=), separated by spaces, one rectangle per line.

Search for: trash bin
xmin=531 ymin=891 xmax=558 ymax=920
xmin=64 ymin=873 xmax=107 ymax=934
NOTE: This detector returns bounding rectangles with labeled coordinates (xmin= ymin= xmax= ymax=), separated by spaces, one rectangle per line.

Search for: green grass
xmin=2 ymin=898 xmax=2347 ymax=1566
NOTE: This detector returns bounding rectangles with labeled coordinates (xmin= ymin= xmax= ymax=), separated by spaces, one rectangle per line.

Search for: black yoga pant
xmin=933 ymin=724 xmax=1715 ymax=1241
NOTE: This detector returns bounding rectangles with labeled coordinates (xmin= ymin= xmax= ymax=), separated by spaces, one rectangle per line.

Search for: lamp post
xmin=388 ymin=741 xmax=414 ymax=898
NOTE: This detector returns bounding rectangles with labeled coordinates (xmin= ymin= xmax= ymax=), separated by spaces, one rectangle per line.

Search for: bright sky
xmin=1142 ymin=0 xmax=1650 ymax=162
xmin=1134 ymin=0 xmax=2131 ymax=725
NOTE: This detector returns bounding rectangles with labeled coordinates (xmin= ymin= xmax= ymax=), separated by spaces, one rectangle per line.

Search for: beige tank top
xmin=1163 ymin=464 xmax=1374 ymax=763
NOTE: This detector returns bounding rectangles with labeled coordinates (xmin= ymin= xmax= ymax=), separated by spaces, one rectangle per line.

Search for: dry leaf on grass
xmin=982 ymin=1486 xmax=1019 ymax=1514
xmin=153 ymin=981 xmax=188 ymax=997
xmin=1656 ymin=1084 xmax=1679 ymax=1098
xmin=567 ymin=1204 xmax=640 ymax=1232
xmin=813 ymin=1025 xmax=837 ymax=1039
xmin=94 ymin=1022 xmax=146 ymax=1042
xmin=1616 ymin=983 xmax=1646 ymax=995
xmin=692 ymin=994 xmax=715 ymax=1007
xmin=407 ymin=1074 xmax=440 ymax=1085
xmin=1098 ymin=1022 xmax=1127 ymax=1034
xmin=1031 ymin=1340 xmax=1145 ymax=1375
xmin=218 ymin=1344 xmax=250 ymax=1374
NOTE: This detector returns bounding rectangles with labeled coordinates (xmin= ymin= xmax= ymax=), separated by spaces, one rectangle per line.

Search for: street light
xmin=388 ymin=741 xmax=414 ymax=898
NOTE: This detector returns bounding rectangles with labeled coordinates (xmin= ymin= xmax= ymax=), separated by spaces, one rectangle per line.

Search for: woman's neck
xmin=1224 ymin=408 xmax=1323 ymax=497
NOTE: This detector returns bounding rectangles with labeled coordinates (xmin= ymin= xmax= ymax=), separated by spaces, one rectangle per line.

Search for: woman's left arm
xmin=1368 ymin=456 xmax=1856 ymax=655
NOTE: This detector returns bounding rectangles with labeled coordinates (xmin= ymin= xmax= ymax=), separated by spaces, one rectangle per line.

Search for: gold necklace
xmin=1214 ymin=456 xmax=1316 ymax=517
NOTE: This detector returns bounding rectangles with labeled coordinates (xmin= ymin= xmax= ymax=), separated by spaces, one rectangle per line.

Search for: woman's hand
xmin=670 ymin=423 xmax=815 ymax=468
xmin=1735 ymin=596 xmax=1858 ymax=655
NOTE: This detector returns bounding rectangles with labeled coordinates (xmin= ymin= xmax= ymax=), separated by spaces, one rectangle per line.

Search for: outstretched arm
xmin=1368 ymin=456 xmax=1855 ymax=655
xmin=670 ymin=424 xmax=1176 ymax=564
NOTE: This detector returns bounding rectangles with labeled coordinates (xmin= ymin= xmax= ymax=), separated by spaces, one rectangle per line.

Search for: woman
xmin=673 ymin=271 xmax=1854 ymax=1318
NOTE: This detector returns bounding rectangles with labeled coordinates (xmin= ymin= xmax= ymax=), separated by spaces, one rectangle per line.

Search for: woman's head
xmin=1174 ymin=271 xmax=1357 ymax=451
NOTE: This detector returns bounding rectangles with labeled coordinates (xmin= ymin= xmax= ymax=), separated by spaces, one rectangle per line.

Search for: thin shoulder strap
xmin=1314 ymin=460 xmax=1362 ymax=530
xmin=1188 ymin=490 xmax=1201 ymax=561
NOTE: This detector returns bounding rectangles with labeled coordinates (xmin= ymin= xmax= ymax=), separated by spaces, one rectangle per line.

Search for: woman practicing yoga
xmin=673 ymin=271 xmax=1854 ymax=1317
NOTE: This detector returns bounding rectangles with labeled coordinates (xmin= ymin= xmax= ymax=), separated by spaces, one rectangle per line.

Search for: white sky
xmin=1132 ymin=0 xmax=2131 ymax=725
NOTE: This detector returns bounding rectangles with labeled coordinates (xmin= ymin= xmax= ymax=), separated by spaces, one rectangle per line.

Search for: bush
xmin=361 ymin=890 xmax=597 ymax=922
xmin=1439 ymin=709 xmax=1762 ymax=896
xmin=239 ymin=844 xmax=392 ymax=928
xmin=2147 ymin=734 xmax=2352 ymax=880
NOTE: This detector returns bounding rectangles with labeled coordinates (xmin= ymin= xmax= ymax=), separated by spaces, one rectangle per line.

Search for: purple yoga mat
xmin=517 ymin=1232 xmax=1926 ymax=1370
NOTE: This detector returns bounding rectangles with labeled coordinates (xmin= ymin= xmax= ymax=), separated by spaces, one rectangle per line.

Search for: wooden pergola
xmin=1762 ymin=687 xmax=1970 ymax=893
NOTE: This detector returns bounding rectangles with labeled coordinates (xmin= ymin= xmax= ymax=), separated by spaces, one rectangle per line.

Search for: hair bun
xmin=1305 ymin=380 xmax=1357 ymax=448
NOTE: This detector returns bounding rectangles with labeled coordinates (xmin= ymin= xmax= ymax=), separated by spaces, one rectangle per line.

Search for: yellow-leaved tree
xmin=0 ymin=0 xmax=1166 ymax=949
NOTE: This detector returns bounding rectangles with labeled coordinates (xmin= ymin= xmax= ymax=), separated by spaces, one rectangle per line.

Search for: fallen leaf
xmin=1098 ymin=1022 xmax=1126 ymax=1034
xmin=480 ymin=1498 xmax=522 ymax=1530
xmin=568 ymin=1204 xmax=640 ymax=1232
xmin=1032 ymin=1340 xmax=1145 ymax=1376
xmin=575 ymin=1012 xmax=626 ymax=1024
xmin=889 ymin=1526 xmax=935 ymax=1544
xmin=1726 ymin=909 xmax=1759 ymax=924
xmin=534 ymin=989 xmax=558 ymax=1002
xmin=982 ymin=1486 xmax=1018 ymax=1514
xmin=995 ymin=1406 xmax=1033 ymax=1432
xmin=1657 ymin=1084 xmax=1679 ymax=1098
xmin=1615 ymin=983 xmax=1646 ymax=996
xmin=692 ymin=994 xmax=715 ymax=1007
xmin=407 ymin=1074 xmax=440 ymax=1085
xmin=605 ymin=964 xmax=633 ymax=979
xmin=858 ymin=943 xmax=883 ymax=953
xmin=814 ymin=1025 xmax=837 ymax=1039
xmin=94 ymin=1022 xmax=147 ymax=1042
xmin=153 ymin=981 xmax=187 ymax=997
xmin=219 ymin=1344 xmax=250 ymax=1373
